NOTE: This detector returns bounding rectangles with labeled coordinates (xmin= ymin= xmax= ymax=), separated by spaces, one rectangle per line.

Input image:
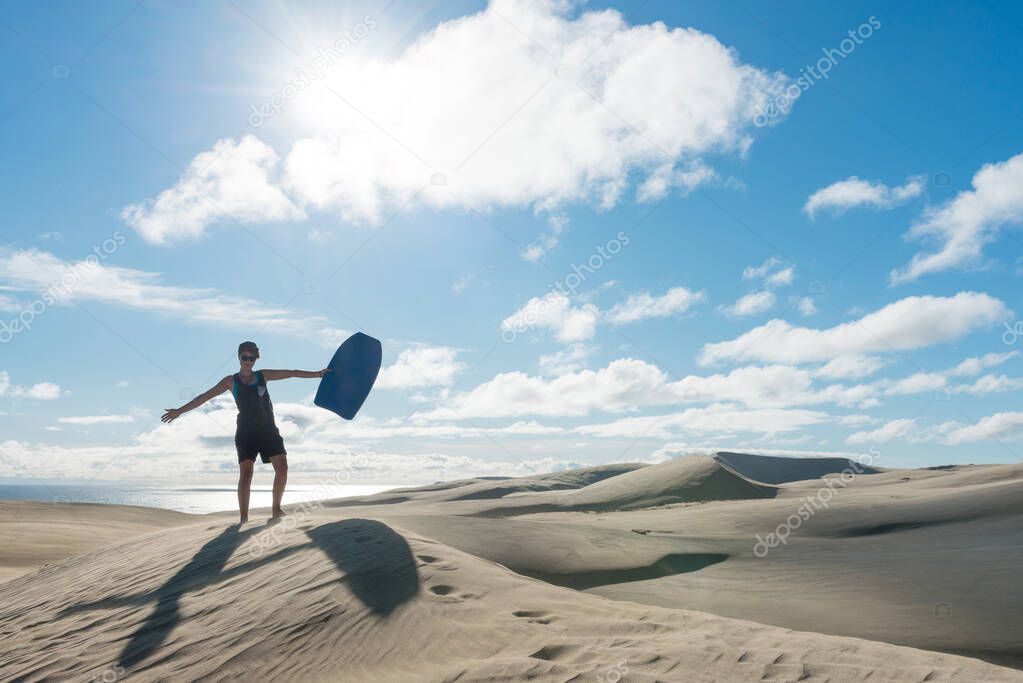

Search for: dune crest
xmin=713 ymin=451 xmax=883 ymax=484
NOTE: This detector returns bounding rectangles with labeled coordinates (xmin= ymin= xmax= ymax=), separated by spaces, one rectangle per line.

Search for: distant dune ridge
xmin=2 ymin=451 xmax=1022 ymax=681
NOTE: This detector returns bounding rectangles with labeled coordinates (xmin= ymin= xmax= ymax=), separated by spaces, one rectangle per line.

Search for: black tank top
xmin=232 ymin=371 xmax=277 ymax=433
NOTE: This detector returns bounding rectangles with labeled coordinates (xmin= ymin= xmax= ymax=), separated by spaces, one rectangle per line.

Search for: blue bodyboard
xmin=314 ymin=332 xmax=382 ymax=420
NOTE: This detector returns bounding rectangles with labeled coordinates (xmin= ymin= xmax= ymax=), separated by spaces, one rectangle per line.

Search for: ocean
xmin=0 ymin=483 xmax=398 ymax=514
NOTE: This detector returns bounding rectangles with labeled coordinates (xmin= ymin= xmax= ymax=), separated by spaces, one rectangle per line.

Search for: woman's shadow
xmin=306 ymin=519 xmax=420 ymax=616
xmin=60 ymin=519 xmax=420 ymax=670
xmin=78 ymin=524 xmax=265 ymax=668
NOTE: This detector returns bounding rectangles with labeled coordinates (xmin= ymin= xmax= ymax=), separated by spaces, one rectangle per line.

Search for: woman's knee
xmin=238 ymin=461 xmax=254 ymax=480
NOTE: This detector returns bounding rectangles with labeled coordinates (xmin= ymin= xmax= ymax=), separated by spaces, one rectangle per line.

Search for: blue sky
xmin=2 ymin=0 xmax=1023 ymax=486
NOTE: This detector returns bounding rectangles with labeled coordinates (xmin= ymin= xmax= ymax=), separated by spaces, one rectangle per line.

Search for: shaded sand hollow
xmin=2 ymin=452 xmax=1022 ymax=682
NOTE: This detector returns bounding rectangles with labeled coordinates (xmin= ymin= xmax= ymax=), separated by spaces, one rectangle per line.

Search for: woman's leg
xmin=238 ymin=459 xmax=254 ymax=523
xmin=269 ymin=453 xmax=288 ymax=517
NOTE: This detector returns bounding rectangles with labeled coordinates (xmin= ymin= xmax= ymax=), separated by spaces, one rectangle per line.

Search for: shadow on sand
xmin=60 ymin=518 xmax=420 ymax=670
xmin=115 ymin=524 xmax=258 ymax=667
xmin=306 ymin=519 xmax=420 ymax=616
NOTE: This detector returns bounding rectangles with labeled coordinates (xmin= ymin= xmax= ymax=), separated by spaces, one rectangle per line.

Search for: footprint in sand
xmin=415 ymin=554 xmax=460 ymax=573
xmin=528 ymin=644 xmax=574 ymax=660
xmin=513 ymin=609 xmax=554 ymax=624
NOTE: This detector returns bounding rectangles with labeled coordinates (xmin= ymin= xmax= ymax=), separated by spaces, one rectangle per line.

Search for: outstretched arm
xmin=161 ymin=376 xmax=232 ymax=423
xmin=261 ymin=369 xmax=330 ymax=381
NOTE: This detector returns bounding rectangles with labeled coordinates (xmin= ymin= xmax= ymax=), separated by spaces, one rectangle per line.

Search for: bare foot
xmin=240 ymin=515 xmax=248 ymax=524
xmin=272 ymin=509 xmax=287 ymax=519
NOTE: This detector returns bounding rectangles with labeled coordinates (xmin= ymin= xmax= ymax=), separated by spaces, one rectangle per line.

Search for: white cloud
xmin=501 ymin=292 xmax=599 ymax=343
xmin=891 ymin=153 xmax=1023 ymax=283
xmin=678 ymin=364 xmax=876 ymax=409
xmin=574 ymin=405 xmax=832 ymax=439
xmin=0 ymin=295 xmax=22 ymax=313
xmin=719 ymin=290 xmax=775 ymax=318
xmin=742 ymin=257 xmax=793 ymax=289
xmin=765 ymin=266 xmax=794 ymax=288
xmin=0 ymin=248 xmax=348 ymax=344
xmin=415 ymin=357 xmax=882 ymax=422
xmin=125 ymin=0 xmax=786 ymax=238
xmin=724 ymin=259 xmax=794 ymax=318
xmin=883 ymin=372 xmax=947 ymax=396
xmin=795 ymin=296 xmax=817 ymax=316
xmin=375 ymin=346 xmax=465 ymax=389
xmin=700 ymin=292 xmax=1009 ymax=366
xmin=122 ymin=136 xmax=304 ymax=244
xmin=942 ymin=412 xmax=1023 ymax=445
xmin=813 ymin=355 xmax=885 ymax=380
xmin=954 ymin=374 xmax=1023 ymax=395
xmin=606 ymin=286 xmax=704 ymax=324
xmin=538 ymin=343 xmax=593 ymax=376
xmin=10 ymin=382 xmax=61 ymax=400
xmin=523 ymin=213 xmax=568 ymax=262
xmin=505 ymin=286 xmax=705 ymax=342
xmin=451 ymin=266 xmax=492 ymax=295
xmin=0 ymin=416 xmax=581 ymax=485
xmin=58 ymin=414 xmax=135 ymax=425
xmin=804 ymin=175 xmax=924 ymax=219
xmin=0 ymin=374 xmax=62 ymax=401
xmin=649 ymin=443 xmax=870 ymax=462
xmin=418 ymin=358 xmax=673 ymax=419
xmin=636 ymin=161 xmax=716 ymax=202
xmin=878 ymin=352 xmax=1020 ymax=397
xmin=950 ymin=351 xmax=1017 ymax=377
xmin=846 ymin=418 xmax=917 ymax=445
xmin=742 ymin=257 xmax=780 ymax=280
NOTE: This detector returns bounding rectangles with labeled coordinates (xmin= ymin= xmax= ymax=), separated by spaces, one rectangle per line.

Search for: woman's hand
xmin=161 ymin=408 xmax=184 ymax=423
xmin=317 ymin=368 xmax=332 ymax=378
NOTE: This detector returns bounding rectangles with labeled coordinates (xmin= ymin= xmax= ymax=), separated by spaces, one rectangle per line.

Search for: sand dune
xmin=2 ymin=451 xmax=1022 ymax=681
xmin=0 ymin=500 xmax=191 ymax=583
xmin=713 ymin=450 xmax=884 ymax=484
xmin=462 ymin=454 xmax=778 ymax=517
xmin=336 ymin=463 xmax=647 ymax=506
xmin=2 ymin=511 xmax=1019 ymax=681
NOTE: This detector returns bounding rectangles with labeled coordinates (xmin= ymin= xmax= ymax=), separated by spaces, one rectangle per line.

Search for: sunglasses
xmin=239 ymin=354 xmax=258 ymax=362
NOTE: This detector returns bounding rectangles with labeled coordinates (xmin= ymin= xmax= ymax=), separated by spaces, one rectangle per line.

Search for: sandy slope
xmin=2 ymin=451 xmax=1022 ymax=681
xmin=0 ymin=500 xmax=191 ymax=583
xmin=352 ymin=453 xmax=1023 ymax=669
xmin=1 ymin=512 xmax=1020 ymax=682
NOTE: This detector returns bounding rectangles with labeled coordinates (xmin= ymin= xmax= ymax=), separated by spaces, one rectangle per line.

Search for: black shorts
xmin=235 ymin=428 xmax=287 ymax=463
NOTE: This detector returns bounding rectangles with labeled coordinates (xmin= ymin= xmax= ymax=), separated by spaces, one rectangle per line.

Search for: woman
xmin=161 ymin=341 xmax=329 ymax=523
